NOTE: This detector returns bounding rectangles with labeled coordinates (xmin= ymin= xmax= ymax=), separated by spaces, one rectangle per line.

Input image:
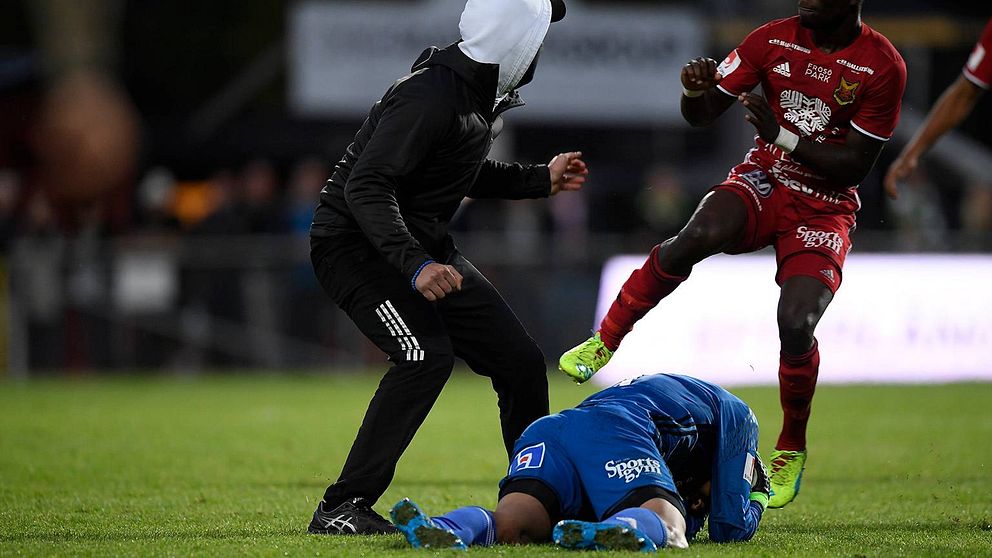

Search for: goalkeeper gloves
xmin=748 ymin=453 xmax=770 ymax=512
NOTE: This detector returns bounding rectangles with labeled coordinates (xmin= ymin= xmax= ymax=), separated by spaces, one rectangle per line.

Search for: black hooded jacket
xmin=310 ymin=44 xmax=551 ymax=282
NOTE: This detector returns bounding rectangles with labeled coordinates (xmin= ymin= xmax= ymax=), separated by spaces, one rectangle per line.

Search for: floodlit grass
xmin=1 ymin=372 xmax=990 ymax=557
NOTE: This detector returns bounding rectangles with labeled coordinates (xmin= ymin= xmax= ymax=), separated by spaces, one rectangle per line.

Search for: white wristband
xmin=774 ymin=127 xmax=800 ymax=154
xmin=682 ymin=86 xmax=704 ymax=98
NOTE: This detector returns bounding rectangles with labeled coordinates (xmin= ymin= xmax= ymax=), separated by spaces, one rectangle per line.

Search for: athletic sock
xmin=598 ymin=244 xmax=688 ymax=351
xmin=776 ymin=338 xmax=820 ymax=451
xmin=432 ymin=507 xmax=496 ymax=547
xmin=603 ymin=507 xmax=668 ymax=548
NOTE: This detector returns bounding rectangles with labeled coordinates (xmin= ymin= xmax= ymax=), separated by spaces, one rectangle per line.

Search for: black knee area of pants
xmin=518 ymin=340 xmax=547 ymax=371
xmin=493 ymin=340 xmax=548 ymax=391
xmin=402 ymin=352 xmax=455 ymax=383
xmin=604 ymin=485 xmax=686 ymax=521
xmin=499 ymin=478 xmax=562 ymax=523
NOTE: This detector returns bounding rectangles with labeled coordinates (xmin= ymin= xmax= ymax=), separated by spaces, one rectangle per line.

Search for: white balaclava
xmin=457 ymin=0 xmax=552 ymax=99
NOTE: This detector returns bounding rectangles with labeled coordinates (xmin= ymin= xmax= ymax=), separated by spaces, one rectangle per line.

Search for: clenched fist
xmin=415 ymin=262 xmax=463 ymax=302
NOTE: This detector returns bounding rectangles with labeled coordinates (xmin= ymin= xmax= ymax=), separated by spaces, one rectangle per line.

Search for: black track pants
xmin=311 ymin=235 xmax=549 ymax=507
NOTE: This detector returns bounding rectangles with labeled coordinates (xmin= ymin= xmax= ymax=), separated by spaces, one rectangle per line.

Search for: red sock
xmin=598 ymin=245 xmax=688 ymax=351
xmin=776 ymin=339 xmax=820 ymax=451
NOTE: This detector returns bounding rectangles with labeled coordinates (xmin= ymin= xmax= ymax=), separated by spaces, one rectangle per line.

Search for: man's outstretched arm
xmin=468 ymin=152 xmax=588 ymax=200
xmin=883 ymin=75 xmax=985 ymax=198
xmin=708 ymin=451 xmax=768 ymax=543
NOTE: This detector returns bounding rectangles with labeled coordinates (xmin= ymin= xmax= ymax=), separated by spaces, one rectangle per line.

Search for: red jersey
xmin=716 ymin=17 xmax=907 ymax=214
xmin=963 ymin=18 xmax=992 ymax=90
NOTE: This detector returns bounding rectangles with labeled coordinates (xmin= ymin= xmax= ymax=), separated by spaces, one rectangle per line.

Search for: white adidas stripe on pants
xmin=375 ymin=300 xmax=425 ymax=362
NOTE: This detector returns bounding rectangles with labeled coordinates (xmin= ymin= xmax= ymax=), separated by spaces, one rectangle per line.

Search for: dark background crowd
xmin=1 ymin=0 xmax=989 ymax=374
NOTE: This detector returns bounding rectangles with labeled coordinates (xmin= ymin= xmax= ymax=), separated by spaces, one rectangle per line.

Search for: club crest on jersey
xmin=510 ymin=443 xmax=545 ymax=474
xmin=833 ymin=76 xmax=860 ymax=106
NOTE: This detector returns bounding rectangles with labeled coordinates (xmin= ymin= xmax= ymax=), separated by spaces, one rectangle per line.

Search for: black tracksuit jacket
xmin=310 ymin=43 xmax=552 ymax=282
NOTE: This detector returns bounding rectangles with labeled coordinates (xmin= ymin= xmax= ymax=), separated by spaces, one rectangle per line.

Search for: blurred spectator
xmin=638 ymin=164 xmax=691 ymax=239
xmin=287 ymin=158 xmax=328 ymax=236
xmin=22 ymin=189 xmax=58 ymax=237
xmin=134 ymin=167 xmax=179 ymax=232
xmin=285 ymin=158 xmax=333 ymax=354
xmin=0 ymin=171 xmax=20 ymax=252
xmin=240 ymin=159 xmax=286 ymax=234
xmin=188 ymin=170 xmax=241 ymax=234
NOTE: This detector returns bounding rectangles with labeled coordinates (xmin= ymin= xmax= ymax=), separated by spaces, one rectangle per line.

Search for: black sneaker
xmin=307 ymin=498 xmax=399 ymax=535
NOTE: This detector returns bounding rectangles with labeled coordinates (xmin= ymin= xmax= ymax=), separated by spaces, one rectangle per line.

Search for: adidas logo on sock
xmin=773 ymin=62 xmax=791 ymax=77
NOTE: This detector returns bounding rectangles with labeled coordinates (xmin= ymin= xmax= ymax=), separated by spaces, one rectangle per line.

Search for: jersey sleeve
xmin=716 ymin=23 xmax=770 ymax=97
xmin=707 ymin=403 xmax=764 ymax=543
xmin=849 ymin=55 xmax=907 ymax=142
xmin=963 ymin=18 xmax=992 ymax=90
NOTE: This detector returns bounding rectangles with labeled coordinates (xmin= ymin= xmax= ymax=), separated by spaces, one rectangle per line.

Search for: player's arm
xmin=467 ymin=152 xmax=587 ymax=199
xmin=345 ymin=86 xmax=463 ymax=301
xmin=680 ymin=58 xmax=737 ymax=127
xmin=739 ymin=93 xmax=886 ymax=189
xmin=883 ymin=75 xmax=985 ymax=199
xmin=708 ymin=451 xmax=768 ymax=543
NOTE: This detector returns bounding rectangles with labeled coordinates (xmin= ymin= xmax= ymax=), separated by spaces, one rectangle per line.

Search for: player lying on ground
xmin=390 ymin=374 xmax=769 ymax=551
xmin=559 ymin=0 xmax=906 ymax=509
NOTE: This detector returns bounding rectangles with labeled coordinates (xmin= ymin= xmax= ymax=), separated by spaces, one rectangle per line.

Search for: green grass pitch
xmin=1 ymin=372 xmax=990 ymax=557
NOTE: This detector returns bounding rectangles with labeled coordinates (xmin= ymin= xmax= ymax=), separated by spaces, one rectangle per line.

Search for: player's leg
xmin=769 ymin=267 xmax=834 ymax=508
xmin=308 ymin=238 xmax=455 ymax=534
xmin=555 ymin=488 xmax=688 ymax=552
xmin=559 ymin=188 xmax=749 ymax=383
xmin=437 ymin=254 xmax=549 ymax=457
xmin=390 ymin=498 xmax=481 ymax=550
xmin=554 ymin=409 xmax=685 ymax=551
xmin=390 ymin=491 xmax=552 ymax=549
xmin=768 ymin=209 xmax=853 ymax=509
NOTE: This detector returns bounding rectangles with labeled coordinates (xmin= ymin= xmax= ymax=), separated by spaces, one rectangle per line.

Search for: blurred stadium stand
xmin=1 ymin=0 xmax=989 ymax=375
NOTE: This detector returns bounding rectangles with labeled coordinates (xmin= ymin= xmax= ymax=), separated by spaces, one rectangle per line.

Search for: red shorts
xmin=714 ymin=164 xmax=856 ymax=293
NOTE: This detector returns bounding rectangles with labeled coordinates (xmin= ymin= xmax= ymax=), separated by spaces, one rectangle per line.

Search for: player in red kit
xmin=559 ymin=0 xmax=906 ymax=509
xmin=884 ymin=18 xmax=991 ymax=197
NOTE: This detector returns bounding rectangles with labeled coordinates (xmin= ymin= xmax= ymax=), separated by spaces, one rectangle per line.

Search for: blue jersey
xmin=578 ymin=374 xmax=763 ymax=542
xmin=501 ymin=373 xmax=763 ymax=543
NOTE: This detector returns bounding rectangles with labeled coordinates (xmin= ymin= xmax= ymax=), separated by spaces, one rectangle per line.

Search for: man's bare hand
xmin=882 ymin=154 xmax=918 ymax=200
xmin=739 ymin=93 xmax=781 ymax=144
xmin=681 ymin=57 xmax=723 ymax=92
xmin=415 ymin=262 xmax=463 ymax=301
xmin=549 ymin=151 xmax=588 ymax=195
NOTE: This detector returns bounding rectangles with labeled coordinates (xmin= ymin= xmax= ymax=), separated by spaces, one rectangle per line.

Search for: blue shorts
xmin=498 ymin=405 xmax=678 ymax=521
